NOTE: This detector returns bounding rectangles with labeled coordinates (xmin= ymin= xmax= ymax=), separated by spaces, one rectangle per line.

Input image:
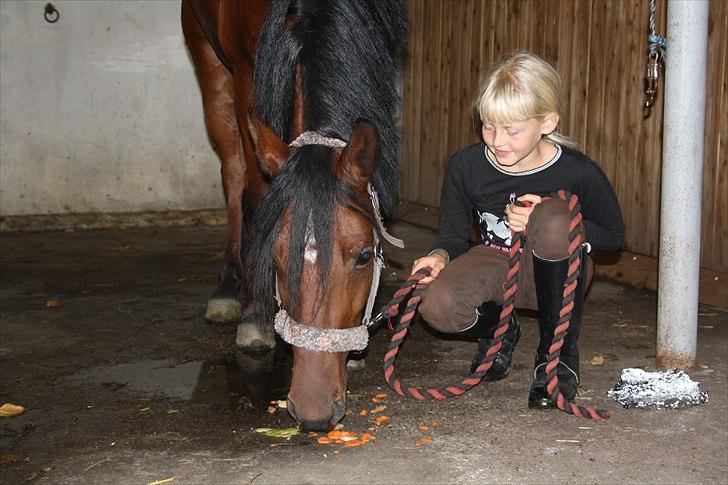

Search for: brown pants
xmin=419 ymin=199 xmax=593 ymax=333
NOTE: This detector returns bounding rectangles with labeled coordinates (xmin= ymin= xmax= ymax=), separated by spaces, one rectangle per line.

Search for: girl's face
xmin=481 ymin=114 xmax=558 ymax=172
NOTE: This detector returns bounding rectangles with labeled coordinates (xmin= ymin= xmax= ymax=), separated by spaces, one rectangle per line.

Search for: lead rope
xmin=382 ymin=190 xmax=610 ymax=421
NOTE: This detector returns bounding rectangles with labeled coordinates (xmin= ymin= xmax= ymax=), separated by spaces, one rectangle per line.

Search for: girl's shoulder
xmin=445 ymin=142 xmax=487 ymax=171
xmin=558 ymin=146 xmax=605 ymax=173
xmin=558 ymin=145 xmax=612 ymax=183
xmin=451 ymin=142 xmax=487 ymax=162
xmin=559 ymin=145 xmax=596 ymax=165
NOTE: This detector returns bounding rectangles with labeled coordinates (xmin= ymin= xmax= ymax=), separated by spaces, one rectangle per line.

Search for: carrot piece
xmin=371 ymin=406 xmax=386 ymax=413
xmin=371 ymin=415 xmax=390 ymax=425
xmin=418 ymin=425 xmax=430 ymax=432
xmin=420 ymin=437 xmax=433 ymax=444
xmin=344 ymin=439 xmax=363 ymax=447
xmin=359 ymin=409 xmax=368 ymax=417
xmin=317 ymin=437 xmax=332 ymax=444
xmin=360 ymin=433 xmax=376 ymax=442
xmin=374 ymin=393 xmax=387 ymax=399
xmin=371 ymin=398 xmax=380 ymax=403
xmin=431 ymin=420 xmax=440 ymax=428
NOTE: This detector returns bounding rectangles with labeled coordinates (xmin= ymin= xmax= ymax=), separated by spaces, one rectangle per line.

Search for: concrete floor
xmin=0 ymin=222 xmax=726 ymax=484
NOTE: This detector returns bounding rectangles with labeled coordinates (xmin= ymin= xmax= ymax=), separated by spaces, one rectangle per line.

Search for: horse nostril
xmin=286 ymin=398 xmax=297 ymax=421
xmin=330 ymin=400 xmax=345 ymax=426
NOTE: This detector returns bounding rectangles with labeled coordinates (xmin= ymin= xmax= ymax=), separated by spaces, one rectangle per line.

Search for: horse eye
xmin=355 ymin=248 xmax=375 ymax=268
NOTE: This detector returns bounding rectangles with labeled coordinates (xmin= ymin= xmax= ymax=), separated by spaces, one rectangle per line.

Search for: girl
xmin=411 ymin=51 xmax=624 ymax=409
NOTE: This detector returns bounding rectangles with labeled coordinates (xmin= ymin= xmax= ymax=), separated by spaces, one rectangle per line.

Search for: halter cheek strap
xmin=271 ymin=132 xmax=404 ymax=352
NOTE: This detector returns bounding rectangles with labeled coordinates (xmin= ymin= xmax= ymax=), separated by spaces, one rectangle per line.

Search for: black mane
xmin=254 ymin=0 xmax=407 ymax=217
xmin=248 ymin=0 xmax=407 ymax=324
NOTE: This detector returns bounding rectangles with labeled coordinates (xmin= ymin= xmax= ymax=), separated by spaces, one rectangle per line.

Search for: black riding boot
xmin=465 ymin=301 xmax=521 ymax=381
xmin=528 ymin=245 xmax=588 ymax=409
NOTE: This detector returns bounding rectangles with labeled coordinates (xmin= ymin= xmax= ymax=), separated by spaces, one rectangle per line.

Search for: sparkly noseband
xmin=274 ymin=309 xmax=369 ymax=352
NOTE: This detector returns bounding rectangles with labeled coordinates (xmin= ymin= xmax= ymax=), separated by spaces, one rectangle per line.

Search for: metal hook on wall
xmin=44 ymin=3 xmax=59 ymax=24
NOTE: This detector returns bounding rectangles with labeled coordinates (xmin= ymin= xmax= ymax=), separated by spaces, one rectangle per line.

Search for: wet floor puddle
xmin=67 ymin=352 xmax=292 ymax=410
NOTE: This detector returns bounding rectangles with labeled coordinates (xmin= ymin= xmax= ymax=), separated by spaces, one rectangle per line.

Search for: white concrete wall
xmin=0 ymin=1 xmax=223 ymax=216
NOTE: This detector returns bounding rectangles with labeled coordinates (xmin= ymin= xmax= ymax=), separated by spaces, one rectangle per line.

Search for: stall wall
xmin=0 ymin=1 xmax=223 ymax=216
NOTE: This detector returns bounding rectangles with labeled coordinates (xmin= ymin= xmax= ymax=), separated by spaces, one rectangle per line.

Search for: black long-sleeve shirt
xmin=430 ymin=142 xmax=625 ymax=260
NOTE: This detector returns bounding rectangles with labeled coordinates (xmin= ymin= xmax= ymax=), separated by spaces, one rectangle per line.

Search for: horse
xmin=181 ymin=0 xmax=407 ymax=430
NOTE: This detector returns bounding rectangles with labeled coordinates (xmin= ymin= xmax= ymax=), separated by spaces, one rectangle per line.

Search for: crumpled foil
xmin=607 ymin=368 xmax=709 ymax=410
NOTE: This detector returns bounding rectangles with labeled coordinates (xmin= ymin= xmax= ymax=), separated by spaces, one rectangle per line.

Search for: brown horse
xmin=182 ymin=0 xmax=407 ymax=430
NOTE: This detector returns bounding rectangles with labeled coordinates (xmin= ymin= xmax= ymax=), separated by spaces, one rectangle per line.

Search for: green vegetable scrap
xmin=254 ymin=427 xmax=300 ymax=439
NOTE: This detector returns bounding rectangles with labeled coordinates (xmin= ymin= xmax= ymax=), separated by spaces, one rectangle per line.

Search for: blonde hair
xmin=474 ymin=51 xmax=578 ymax=150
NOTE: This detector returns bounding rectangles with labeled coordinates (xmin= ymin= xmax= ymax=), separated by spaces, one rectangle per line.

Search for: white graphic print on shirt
xmin=476 ymin=209 xmax=512 ymax=249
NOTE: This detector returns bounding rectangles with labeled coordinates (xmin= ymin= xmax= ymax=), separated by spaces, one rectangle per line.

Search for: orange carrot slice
xmin=371 ymin=415 xmax=390 ymax=425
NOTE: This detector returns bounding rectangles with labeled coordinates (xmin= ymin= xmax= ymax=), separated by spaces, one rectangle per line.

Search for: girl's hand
xmin=410 ymin=253 xmax=447 ymax=285
xmin=505 ymin=194 xmax=542 ymax=233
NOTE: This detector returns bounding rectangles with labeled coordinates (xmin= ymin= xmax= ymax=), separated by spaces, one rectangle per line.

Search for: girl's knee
xmin=528 ymin=198 xmax=574 ymax=260
xmin=419 ymin=281 xmax=460 ymax=333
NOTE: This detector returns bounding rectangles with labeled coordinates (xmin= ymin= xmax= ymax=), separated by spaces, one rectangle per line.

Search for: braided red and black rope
xmin=382 ymin=190 xmax=610 ymax=421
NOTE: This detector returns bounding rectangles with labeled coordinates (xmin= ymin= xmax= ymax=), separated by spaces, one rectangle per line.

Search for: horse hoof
xmin=236 ymin=323 xmax=275 ymax=352
xmin=205 ymin=298 xmax=242 ymax=324
xmin=346 ymin=359 xmax=366 ymax=371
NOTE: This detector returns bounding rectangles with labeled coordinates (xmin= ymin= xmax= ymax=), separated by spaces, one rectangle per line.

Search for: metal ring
xmin=44 ymin=3 xmax=59 ymax=23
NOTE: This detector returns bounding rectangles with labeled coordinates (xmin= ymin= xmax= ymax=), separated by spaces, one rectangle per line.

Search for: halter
xmin=273 ymin=131 xmax=404 ymax=353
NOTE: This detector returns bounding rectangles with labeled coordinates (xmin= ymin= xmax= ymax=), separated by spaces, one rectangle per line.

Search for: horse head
xmin=247 ymin=116 xmax=383 ymax=431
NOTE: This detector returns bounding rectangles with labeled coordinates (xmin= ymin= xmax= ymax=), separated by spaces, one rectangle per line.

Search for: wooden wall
xmin=401 ymin=0 xmax=727 ymax=273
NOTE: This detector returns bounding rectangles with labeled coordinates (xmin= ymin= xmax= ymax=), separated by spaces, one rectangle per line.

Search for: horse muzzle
xmin=286 ymin=397 xmax=346 ymax=432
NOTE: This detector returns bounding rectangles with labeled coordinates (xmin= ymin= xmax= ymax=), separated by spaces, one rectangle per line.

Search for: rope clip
xmin=644 ymin=51 xmax=662 ymax=114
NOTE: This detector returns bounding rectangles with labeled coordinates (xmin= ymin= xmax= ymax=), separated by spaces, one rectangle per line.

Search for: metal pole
xmin=656 ymin=0 xmax=709 ymax=369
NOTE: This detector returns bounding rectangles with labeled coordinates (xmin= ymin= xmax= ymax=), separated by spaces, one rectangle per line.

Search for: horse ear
xmin=337 ymin=119 xmax=380 ymax=191
xmin=247 ymin=113 xmax=291 ymax=177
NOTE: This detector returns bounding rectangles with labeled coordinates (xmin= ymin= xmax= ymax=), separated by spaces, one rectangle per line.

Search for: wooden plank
xmin=459 ymin=0 xmax=479 ymax=149
xmin=403 ymin=0 xmax=425 ymax=203
xmin=444 ymin=1 xmax=466 ymax=172
xmin=703 ymin=0 xmax=728 ymax=272
xmin=584 ymin=0 xmax=608 ymax=165
xmin=493 ymin=0 xmax=510 ymax=59
xmin=715 ymin=0 xmax=728 ymax=272
xmin=415 ymin=0 xmax=441 ymax=206
xmin=619 ymin=1 xmax=648 ymax=255
xmin=436 ymin=3 xmax=454 ymax=201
